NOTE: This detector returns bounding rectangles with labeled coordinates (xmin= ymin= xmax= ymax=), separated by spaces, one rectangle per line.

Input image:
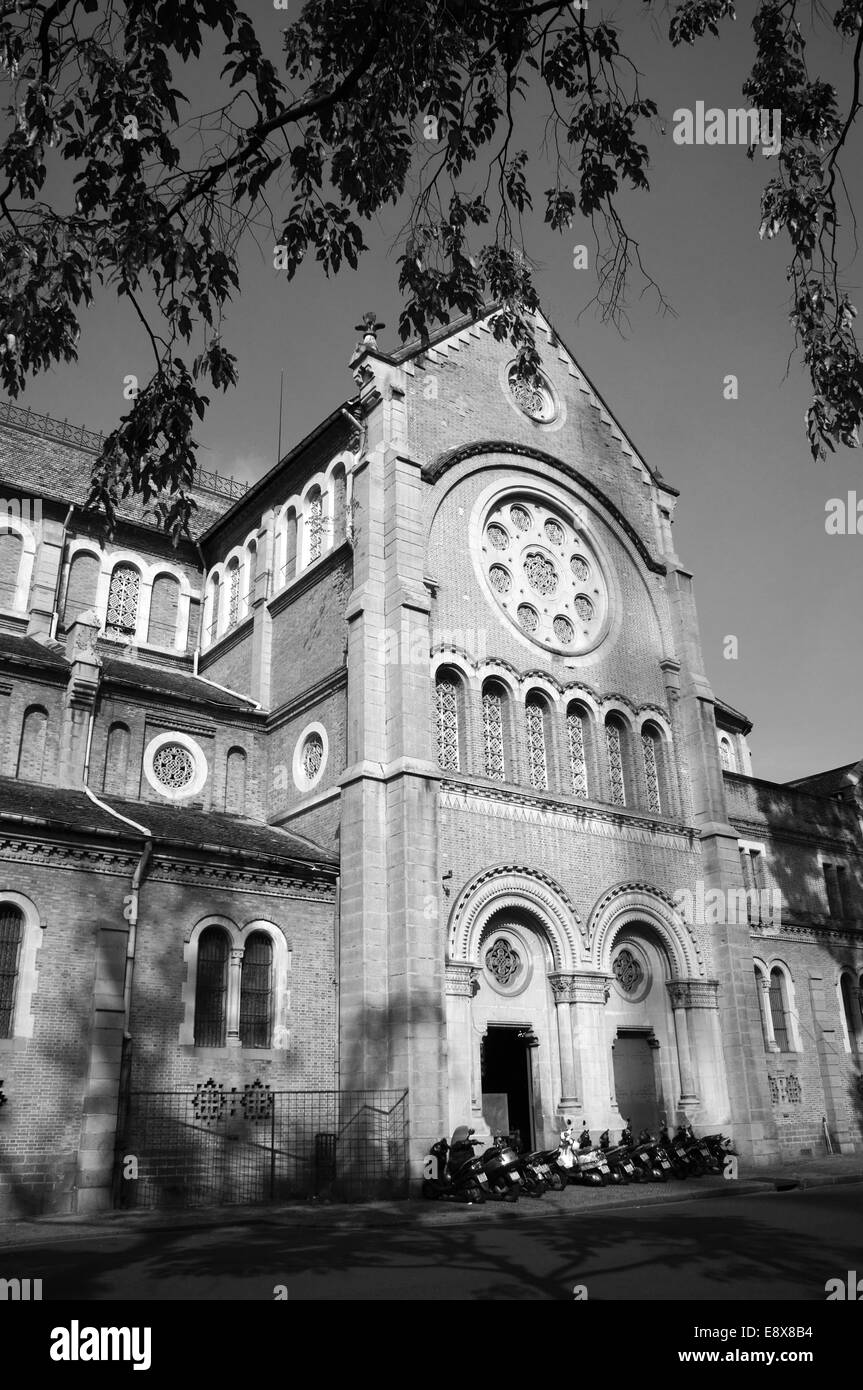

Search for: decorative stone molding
xmin=445 ymin=962 xmax=481 ymax=998
xmin=447 ymin=864 xmax=583 ymax=970
xmin=570 ymin=973 xmax=612 ymax=1005
xmin=667 ymin=979 xmax=719 ymax=1010
xmin=548 ymin=972 xmax=578 ymax=1002
xmin=588 ymin=881 xmax=704 ymax=978
xmin=440 ymin=786 xmax=690 ymax=849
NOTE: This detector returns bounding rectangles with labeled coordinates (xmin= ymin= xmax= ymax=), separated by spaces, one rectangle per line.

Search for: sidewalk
xmin=0 ymin=1151 xmax=861 ymax=1247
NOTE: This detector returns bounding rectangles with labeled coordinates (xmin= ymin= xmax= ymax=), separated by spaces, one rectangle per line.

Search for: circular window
xmin=507 ymin=364 xmax=558 ymax=423
xmin=144 ymin=731 xmax=208 ymax=802
xmin=481 ymin=925 xmax=534 ymax=996
xmin=610 ymin=941 xmax=651 ymax=1003
xmin=478 ymin=493 xmax=610 ymax=655
xmin=292 ymin=721 xmax=328 ymax=793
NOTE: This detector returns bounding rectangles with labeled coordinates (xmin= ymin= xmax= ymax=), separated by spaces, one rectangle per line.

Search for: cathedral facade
xmin=0 ymin=306 xmax=862 ymax=1216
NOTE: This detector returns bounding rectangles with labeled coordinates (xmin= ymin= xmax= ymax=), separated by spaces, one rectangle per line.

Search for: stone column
xmin=570 ymin=973 xmax=612 ymax=1129
xmin=668 ymin=981 xmax=699 ymax=1108
xmin=549 ymin=974 xmax=579 ymax=1109
xmin=60 ymin=610 xmax=101 ymax=789
xmin=758 ymin=975 xmax=780 ymax=1052
xmin=226 ymin=947 xmax=244 ymax=1046
xmin=445 ymin=963 xmax=479 ymax=1134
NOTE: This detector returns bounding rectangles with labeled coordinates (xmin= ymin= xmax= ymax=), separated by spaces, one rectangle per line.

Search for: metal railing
xmin=115 ymin=1083 xmax=409 ymax=1209
xmin=0 ymin=399 xmax=248 ymax=502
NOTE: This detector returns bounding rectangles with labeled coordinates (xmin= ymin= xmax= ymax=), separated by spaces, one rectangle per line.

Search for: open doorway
xmin=481 ymin=1025 xmax=536 ymax=1151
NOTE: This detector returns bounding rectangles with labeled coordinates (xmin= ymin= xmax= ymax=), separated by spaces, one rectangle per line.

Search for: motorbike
xmin=699 ymin=1129 xmax=737 ymax=1174
xmin=636 ymin=1127 xmax=673 ymax=1181
xmin=667 ymin=1123 xmax=708 ymax=1176
xmin=573 ymin=1123 xmax=610 ymax=1186
xmin=555 ymin=1120 xmax=578 ymax=1185
xmin=422 ymin=1126 xmax=489 ymax=1202
xmin=522 ymin=1144 xmax=562 ymax=1192
xmin=599 ymin=1128 xmax=639 ymax=1184
xmin=659 ymin=1121 xmax=691 ymax=1178
xmin=478 ymin=1134 xmax=523 ymax=1200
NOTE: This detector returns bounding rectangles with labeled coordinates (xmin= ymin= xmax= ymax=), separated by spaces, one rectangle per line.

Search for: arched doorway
xmin=605 ymin=932 xmax=675 ymax=1134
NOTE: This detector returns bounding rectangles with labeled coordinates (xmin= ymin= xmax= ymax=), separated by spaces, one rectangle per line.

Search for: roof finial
xmin=354 ymin=310 xmax=385 ymax=354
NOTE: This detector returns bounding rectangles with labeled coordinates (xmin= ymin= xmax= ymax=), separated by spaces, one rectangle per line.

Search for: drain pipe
xmin=82 ymin=691 xmax=152 ymax=1035
xmin=49 ymin=504 xmax=75 ymax=640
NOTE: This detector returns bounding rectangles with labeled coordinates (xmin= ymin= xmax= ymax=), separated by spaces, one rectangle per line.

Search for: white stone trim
xmin=180 ymin=915 xmax=291 ymax=1049
xmin=447 ymin=867 xmax=582 ymax=971
xmin=587 ymin=883 xmax=702 ymax=979
xmin=292 ymin=721 xmax=328 ymax=794
xmin=0 ymin=513 xmax=36 ymax=613
xmin=143 ymin=730 xmax=208 ymax=802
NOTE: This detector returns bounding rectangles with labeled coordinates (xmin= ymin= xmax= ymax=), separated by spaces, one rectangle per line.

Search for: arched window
xmin=283 ymin=509 xmax=298 ymax=584
xmin=17 ymin=705 xmax=48 ymax=782
xmin=719 ymin=736 xmax=736 ymax=772
xmin=306 ymin=488 xmax=324 ymax=564
xmin=147 ymin=573 xmax=180 ymax=647
xmin=0 ymin=530 xmax=24 ymax=609
xmin=641 ymin=724 xmax=663 ymax=814
xmin=105 ymin=563 xmax=140 ymax=639
xmin=768 ymin=967 xmax=792 ymax=1052
xmin=525 ymin=694 xmax=549 ymax=791
xmin=227 ymin=559 xmax=241 ymax=627
xmin=481 ymin=682 xmax=506 ymax=780
xmin=840 ymin=973 xmax=860 ymax=1055
xmin=193 ymin=927 xmax=229 ymax=1047
xmin=566 ymin=703 xmax=590 ymax=799
xmin=225 ymin=747 xmax=247 ymax=815
xmin=435 ymin=670 xmax=462 ymax=773
xmin=0 ymin=903 xmax=23 ymax=1039
xmin=205 ymin=573 xmax=221 ymax=643
xmin=103 ymin=722 xmax=130 ymax=797
xmin=239 ymin=932 xmax=273 ymax=1048
xmin=245 ymin=541 xmax=257 ymax=612
xmin=333 ymin=465 xmax=348 ymax=543
xmin=605 ymin=716 xmax=627 ymax=807
xmin=62 ymin=550 xmax=100 ymax=629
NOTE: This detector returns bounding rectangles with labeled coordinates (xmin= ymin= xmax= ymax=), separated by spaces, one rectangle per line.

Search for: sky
xmin=5 ymin=5 xmax=863 ymax=785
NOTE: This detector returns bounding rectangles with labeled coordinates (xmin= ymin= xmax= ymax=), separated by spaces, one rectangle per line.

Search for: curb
xmin=0 ymin=1169 xmax=861 ymax=1245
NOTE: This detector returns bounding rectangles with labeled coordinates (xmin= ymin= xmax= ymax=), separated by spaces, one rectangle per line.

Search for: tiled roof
xmin=0 ymin=420 xmax=230 ymax=538
xmin=101 ymin=655 xmax=259 ymax=711
xmin=785 ymin=762 xmax=860 ymax=798
xmin=0 ymin=777 xmax=337 ymax=871
xmin=0 ymin=632 xmax=69 ymax=671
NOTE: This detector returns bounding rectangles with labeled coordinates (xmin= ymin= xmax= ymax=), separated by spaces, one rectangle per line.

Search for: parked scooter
xmin=555 ymin=1119 xmax=578 ymax=1185
xmin=599 ymin=1128 xmax=639 ymax=1184
xmin=422 ymin=1126 xmax=489 ymax=1202
xmin=573 ymin=1123 xmax=610 ymax=1186
xmin=636 ymin=1127 xmax=673 ymax=1181
xmin=701 ymin=1131 xmax=737 ymax=1173
xmin=659 ymin=1120 xmax=691 ymax=1178
xmin=522 ymin=1144 xmax=561 ymax=1192
xmin=478 ymin=1134 xmax=523 ymax=1200
xmin=668 ymin=1122 xmax=708 ymax=1176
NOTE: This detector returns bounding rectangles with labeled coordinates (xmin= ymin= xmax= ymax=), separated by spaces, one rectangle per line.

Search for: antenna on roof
xmin=276 ymin=370 xmax=284 ymax=466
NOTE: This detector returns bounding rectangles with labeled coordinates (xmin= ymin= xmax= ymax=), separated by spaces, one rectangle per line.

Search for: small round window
xmin=292 ymin=722 xmax=328 ymax=793
xmin=507 ymin=364 xmax=557 ymax=423
xmin=144 ymin=732 xmax=208 ymax=802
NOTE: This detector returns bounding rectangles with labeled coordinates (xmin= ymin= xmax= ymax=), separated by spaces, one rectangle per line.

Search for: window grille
xmin=302 ymin=733 xmax=323 ymax=783
xmin=435 ymin=678 xmax=460 ymax=772
xmin=152 ymin=743 xmax=195 ymax=790
xmin=308 ymin=494 xmax=323 ymax=562
xmin=606 ymin=722 xmax=625 ymax=806
xmin=194 ymin=928 xmax=228 ymax=1047
xmin=228 ymin=565 xmax=240 ymax=626
xmin=0 ymin=904 xmax=23 ymax=1039
xmin=567 ymin=711 xmax=588 ymax=798
xmin=482 ymin=689 xmax=505 ymax=780
xmin=106 ymin=565 xmax=140 ymax=637
xmin=525 ymin=699 xmax=547 ymax=791
xmin=239 ymin=933 xmax=273 ymax=1048
xmin=642 ymin=732 xmax=662 ymax=813
xmin=768 ymin=969 xmax=791 ymax=1052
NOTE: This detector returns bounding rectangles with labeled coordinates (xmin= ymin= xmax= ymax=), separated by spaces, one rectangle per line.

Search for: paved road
xmin=1 ymin=1184 xmax=861 ymax=1301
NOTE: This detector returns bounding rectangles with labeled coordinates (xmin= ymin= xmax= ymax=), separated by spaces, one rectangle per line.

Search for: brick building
xmin=0 ymin=305 xmax=861 ymax=1215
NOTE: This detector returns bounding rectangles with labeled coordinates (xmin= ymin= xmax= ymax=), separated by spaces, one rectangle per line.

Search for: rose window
xmin=152 ymin=743 xmax=195 ymax=790
xmin=524 ymin=552 xmax=557 ymax=595
xmin=302 ymin=733 xmax=323 ymax=783
xmin=613 ymin=948 xmax=644 ymax=994
xmin=479 ymin=494 xmax=609 ymax=654
xmin=507 ymin=364 xmax=558 ymax=422
xmin=486 ymin=937 xmax=522 ymax=987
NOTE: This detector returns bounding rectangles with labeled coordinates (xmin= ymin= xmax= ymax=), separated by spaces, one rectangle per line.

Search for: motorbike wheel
xmin=422 ymin=1181 xmax=438 ymax=1199
xmin=524 ymin=1172 xmax=545 ymax=1198
xmin=463 ymin=1178 xmax=486 ymax=1204
xmin=689 ymin=1159 xmax=706 ymax=1177
xmin=653 ymin=1167 xmax=668 ymax=1182
xmin=549 ymin=1170 xmax=566 ymax=1192
xmin=596 ymin=1171 xmax=608 ymax=1186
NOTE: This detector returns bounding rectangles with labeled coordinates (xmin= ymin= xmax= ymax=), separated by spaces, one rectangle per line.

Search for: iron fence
xmin=115 ymin=1080 xmax=409 ymax=1209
